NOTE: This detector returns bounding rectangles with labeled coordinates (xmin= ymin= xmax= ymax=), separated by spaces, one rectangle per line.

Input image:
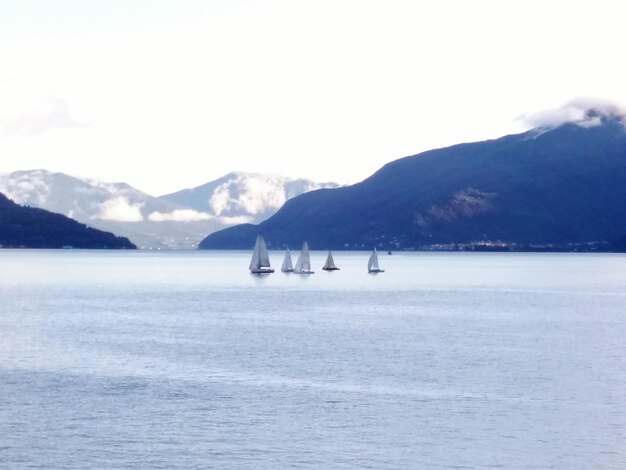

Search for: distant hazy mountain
xmin=160 ymin=172 xmax=340 ymax=224
xmin=199 ymin=110 xmax=626 ymax=252
xmin=0 ymin=192 xmax=135 ymax=249
xmin=0 ymin=170 xmax=224 ymax=249
xmin=0 ymin=170 xmax=340 ymax=249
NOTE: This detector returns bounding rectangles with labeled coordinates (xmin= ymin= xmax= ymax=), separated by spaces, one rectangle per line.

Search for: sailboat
xmin=249 ymin=233 xmax=274 ymax=274
xmin=367 ymin=247 xmax=385 ymax=273
xmin=322 ymin=250 xmax=340 ymax=271
xmin=281 ymin=249 xmax=295 ymax=273
xmin=293 ymin=241 xmax=315 ymax=274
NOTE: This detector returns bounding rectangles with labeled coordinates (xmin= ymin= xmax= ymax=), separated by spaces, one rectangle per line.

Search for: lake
xmin=1 ymin=250 xmax=625 ymax=469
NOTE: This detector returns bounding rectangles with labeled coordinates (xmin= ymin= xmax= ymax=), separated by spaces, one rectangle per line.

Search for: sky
xmin=1 ymin=0 xmax=625 ymax=196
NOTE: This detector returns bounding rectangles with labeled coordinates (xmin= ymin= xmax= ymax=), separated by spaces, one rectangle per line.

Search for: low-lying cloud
xmin=219 ymin=215 xmax=254 ymax=225
xmin=95 ymin=197 xmax=144 ymax=222
xmin=0 ymin=170 xmax=51 ymax=205
xmin=148 ymin=209 xmax=213 ymax=222
xmin=519 ymin=97 xmax=626 ymax=130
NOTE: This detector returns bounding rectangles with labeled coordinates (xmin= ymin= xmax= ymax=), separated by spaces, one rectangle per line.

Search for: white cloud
xmin=2 ymin=2 xmax=626 ymax=195
xmin=208 ymin=183 xmax=234 ymax=216
xmin=0 ymin=83 xmax=82 ymax=137
xmin=209 ymin=175 xmax=287 ymax=216
xmin=0 ymin=170 xmax=51 ymax=205
xmin=519 ymin=97 xmax=626 ymax=130
xmin=88 ymin=180 xmax=130 ymax=195
xmin=148 ymin=209 xmax=212 ymax=222
xmin=219 ymin=215 xmax=254 ymax=225
xmin=95 ymin=196 xmax=144 ymax=222
xmin=239 ymin=177 xmax=286 ymax=214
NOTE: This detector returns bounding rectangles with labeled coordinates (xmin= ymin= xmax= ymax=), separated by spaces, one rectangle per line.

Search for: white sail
xmin=367 ymin=249 xmax=378 ymax=270
xmin=368 ymin=248 xmax=384 ymax=273
xmin=249 ymin=237 xmax=261 ymax=270
xmin=281 ymin=249 xmax=294 ymax=272
xmin=322 ymin=250 xmax=339 ymax=270
xmin=294 ymin=241 xmax=314 ymax=274
xmin=258 ymin=235 xmax=271 ymax=268
xmin=249 ymin=233 xmax=274 ymax=273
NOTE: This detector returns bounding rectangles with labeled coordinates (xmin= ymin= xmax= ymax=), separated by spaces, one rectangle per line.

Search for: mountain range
xmin=0 ymin=171 xmax=338 ymax=249
xmin=199 ymin=110 xmax=626 ymax=252
xmin=0 ymin=192 xmax=135 ymax=249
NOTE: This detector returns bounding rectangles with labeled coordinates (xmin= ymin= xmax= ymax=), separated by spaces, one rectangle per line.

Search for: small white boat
xmin=249 ymin=233 xmax=274 ymax=274
xmin=281 ymin=249 xmax=295 ymax=273
xmin=322 ymin=250 xmax=340 ymax=271
xmin=293 ymin=241 xmax=314 ymax=274
xmin=367 ymin=248 xmax=385 ymax=273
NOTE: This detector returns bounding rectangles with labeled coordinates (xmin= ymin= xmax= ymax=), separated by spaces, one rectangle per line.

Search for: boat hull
xmin=322 ymin=267 xmax=340 ymax=271
xmin=368 ymin=268 xmax=385 ymax=273
xmin=250 ymin=268 xmax=275 ymax=274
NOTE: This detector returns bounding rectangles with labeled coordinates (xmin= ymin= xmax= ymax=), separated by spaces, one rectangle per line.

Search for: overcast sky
xmin=1 ymin=0 xmax=625 ymax=195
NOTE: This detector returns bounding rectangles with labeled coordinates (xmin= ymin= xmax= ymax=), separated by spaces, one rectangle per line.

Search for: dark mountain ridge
xmin=199 ymin=114 xmax=626 ymax=251
xmin=0 ymin=193 xmax=136 ymax=249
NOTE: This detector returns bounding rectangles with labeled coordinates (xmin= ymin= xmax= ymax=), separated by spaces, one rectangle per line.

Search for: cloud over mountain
xmin=0 ymin=170 xmax=338 ymax=248
xmin=95 ymin=196 xmax=145 ymax=222
xmin=148 ymin=209 xmax=212 ymax=222
xmin=519 ymin=97 xmax=626 ymax=130
xmin=161 ymin=172 xmax=341 ymax=223
xmin=209 ymin=175 xmax=290 ymax=216
xmin=200 ymin=112 xmax=626 ymax=251
xmin=0 ymin=170 xmax=216 ymax=248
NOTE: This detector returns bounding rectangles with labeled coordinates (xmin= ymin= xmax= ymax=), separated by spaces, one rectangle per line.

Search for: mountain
xmin=199 ymin=111 xmax=626 ymax=252
xmin=0 ymin=192 xmax=135 ymax=249
xmin=0 ymin=170 xmax=340 ymax=249
xmin=0 ymin=170 xmax=226 ymax=249
xmin=160 ymin=172 xmax=340 ymax=224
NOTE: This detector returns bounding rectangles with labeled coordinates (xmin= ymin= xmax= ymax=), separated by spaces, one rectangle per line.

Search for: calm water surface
xmin=1 ymin=250 xmax=625 ymax=469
